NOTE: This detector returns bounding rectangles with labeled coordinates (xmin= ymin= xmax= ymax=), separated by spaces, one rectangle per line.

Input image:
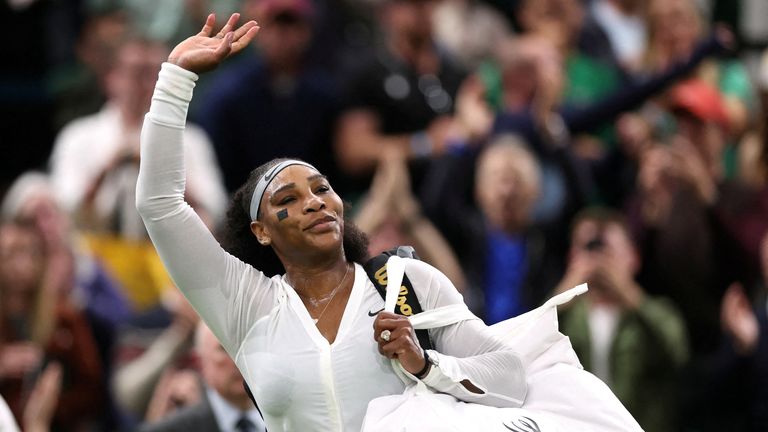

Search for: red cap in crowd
xmin=668 ymin=79 xmax=730 ymax=131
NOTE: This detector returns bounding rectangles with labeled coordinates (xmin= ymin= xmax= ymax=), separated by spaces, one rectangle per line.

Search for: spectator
xmin=717 ymin=232 xmax=768 ymax=431
xmin=49 ymin=37 xmax=226 ymax=311
xmin=477 ymin=25 xmax=733 ymax=209
xmin=334 ymin=0 xmax=467 ymax=200
xmin=50 ymin=8 xmax=129 ymax=131
xmin=431 ymin=0 xmax=512 ymax=71
xmin=1 ymin=171 xmax=131 ymax=429
xmin=113 ymin=290 xmax=199 ymax=421
xmin=514 ymin=0 xmax=621 ymax=111
xmin=423 ymin=134 xmax=584 ymax=321
xmin=0 ymin=221 xmax=103 ymax=431
xmin=625 ymin=77 xmax=755 ymax=431
xmin=588 ymin=0 xmax=648 ymax=74
xmin=0 ymin=172 xmax=132 ymax=350
xmin=644 ymin=0 xmax=756 ymax=137
xmin=687 ymin=230 xmax=768 ymax=432
xmin=195 ymin=0 xmax=340 ymax=194
xmin=711 ymin=50 xmax=768 ymax=277
xmin=139 ymin=323 xmax=266 ymax=432
xmin=143 ymin=367 xmax=204 ymax=424
xmin=555 ymin=207 xmax=689 ymax=432
xmin=20 ymin=363 xmax=62 ymax=432
xmin=353 ymin=152 xmax=466 ymax=291
xmin=627 ymin=79 xmax=748 ymax=355
xmin=0 ymin=363 xmax=62 ymax=432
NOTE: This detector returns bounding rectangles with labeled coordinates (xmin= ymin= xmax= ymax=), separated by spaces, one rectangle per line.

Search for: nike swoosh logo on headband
xmin=263 ymin=165 xmax=281 ymax=182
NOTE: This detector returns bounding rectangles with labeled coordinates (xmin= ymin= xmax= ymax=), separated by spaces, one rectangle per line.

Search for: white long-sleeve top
xmin=136 ymin=63 xmax=526 ymax=432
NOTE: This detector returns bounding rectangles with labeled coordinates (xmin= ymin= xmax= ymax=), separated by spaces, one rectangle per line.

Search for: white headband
xmin=249 ymin=160 xmax=318 ymax=221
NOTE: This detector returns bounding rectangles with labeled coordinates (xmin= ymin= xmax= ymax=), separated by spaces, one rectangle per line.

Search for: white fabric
xmin=137 ymin=62 xmax=527 ymax=432
xmin=0 ymin=171 xmax=51 ymax=220
xmin=50 ymin=102 xmax=226 ymax=239
xmin=207 ymin=388 xmax=266 ymax=432
xmin=0 ymin=395 xmax=19 ymax=432
xmin=383 ymin=255 xmax=405 ymax=313
xmin=363 ymin=284 xmax=644 ymax=432
xmin=591 ymin=0 xmax=647 ymax=65
xmin=587 ymin=303 xmax=620 ymax=383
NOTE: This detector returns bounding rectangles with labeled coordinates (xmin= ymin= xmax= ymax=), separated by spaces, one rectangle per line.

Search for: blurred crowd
xmin=2 ymin=0 xmax=768 ymax=431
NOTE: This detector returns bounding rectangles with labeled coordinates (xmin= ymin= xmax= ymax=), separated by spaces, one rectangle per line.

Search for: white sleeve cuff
xmin=146 ymin=62 xmax=200 ymax=128
xmin=420 ymin=350 xmax=526 ymax=408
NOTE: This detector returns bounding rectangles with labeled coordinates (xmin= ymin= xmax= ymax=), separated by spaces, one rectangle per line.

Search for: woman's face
xmin=251 ymin=165 xmax=345 ymax=261
xmin=383 ymin=0 xmax=438 ymax=46
xmin=648 ymin=0 xmax=700 ymax=59
xmin=474 ymin=144 xmax=540 ymax=232
xmin=0 ymin=225 xmax=44 ymax=295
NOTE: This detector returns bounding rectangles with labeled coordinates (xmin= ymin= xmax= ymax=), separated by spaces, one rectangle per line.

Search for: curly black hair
xmin=220 ymin=158 xmax=369 ymax=276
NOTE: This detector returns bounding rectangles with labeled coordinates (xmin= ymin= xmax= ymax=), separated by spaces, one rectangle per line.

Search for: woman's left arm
xmin=374 ymin=259 xmax=526 ymax=407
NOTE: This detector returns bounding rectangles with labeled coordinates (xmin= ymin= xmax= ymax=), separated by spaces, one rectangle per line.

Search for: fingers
xmin=216 ymin=13 xmax=241 ymax=38
xmin=372 ymin=312 xmax=410 ymax=341
xmin=378 ymin=328 xmax=417 ymax=358
xmin=199 ymin=13 xmax=216 ymax=36
xmin=372 ymin=312 xmax=428 ymax=374
xmin=214 ymin=32 xmax=234 ymax=60
xmin=373 ymin=312 xmax=417 ymax=354
xmin=230 ymin=25 xmax=260 ymax=54
xmin=233 ymin=19 xmax=259 ymax=41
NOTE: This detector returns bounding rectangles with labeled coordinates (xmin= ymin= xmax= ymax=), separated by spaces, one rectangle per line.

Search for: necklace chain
xmin=294 ymin=263 xmax=351 ymax=326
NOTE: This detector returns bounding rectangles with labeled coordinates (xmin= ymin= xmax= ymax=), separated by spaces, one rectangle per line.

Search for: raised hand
xmin=168 ymin=13 xmax=259 ymax=74
xmin=721 ymin=282 xmax=759 ymax=355
xmin=23 ymin=362 xmax=62 ymax=432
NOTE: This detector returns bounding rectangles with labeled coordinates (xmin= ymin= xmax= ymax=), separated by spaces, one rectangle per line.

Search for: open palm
xmin=168 ymin=13 xmax=260 ymax=74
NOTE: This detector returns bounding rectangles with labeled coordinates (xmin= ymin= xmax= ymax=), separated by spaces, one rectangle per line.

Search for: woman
xmin=644 ymin=0 xmax=755 ymax=137
xmin=136 ymin=13 xmax=526 ymax=431
xmin=0 ymin=221 xmax=103 ymax=431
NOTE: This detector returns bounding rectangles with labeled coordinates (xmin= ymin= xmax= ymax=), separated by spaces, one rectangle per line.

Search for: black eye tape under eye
xmin=277 ymin=209 xmax=289 ymax=221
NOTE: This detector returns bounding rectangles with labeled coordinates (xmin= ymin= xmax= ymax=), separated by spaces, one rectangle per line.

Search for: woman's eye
xmin=279 ymin=196 xmax=295 ymax=205
xmin=316 ymin=185 xmax=330 ymax=193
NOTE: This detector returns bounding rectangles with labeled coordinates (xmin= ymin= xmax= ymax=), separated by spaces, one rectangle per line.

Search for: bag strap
xmin=363 ymin=247 xmax=433 ymax=351
xmin=409 ymin=304 xmax=477 ymax=330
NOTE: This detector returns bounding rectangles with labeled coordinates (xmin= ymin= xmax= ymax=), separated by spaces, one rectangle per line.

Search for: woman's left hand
xmin=373 ymin=312 xmax=427 ymax=375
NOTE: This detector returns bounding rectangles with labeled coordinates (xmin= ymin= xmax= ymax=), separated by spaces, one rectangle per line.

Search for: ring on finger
xmin=380 ymin=329 xmax=391 ymax=342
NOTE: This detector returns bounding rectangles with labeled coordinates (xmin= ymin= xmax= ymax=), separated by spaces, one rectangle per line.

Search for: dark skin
xmin=168 ymin=13 xmax=427 ymax=374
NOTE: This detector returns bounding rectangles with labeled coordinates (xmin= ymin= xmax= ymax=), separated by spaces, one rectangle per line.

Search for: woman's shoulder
xmin=402 ymin=258 xmax=463 ymax=308
xmin=402 ymin=257 xmax=442 ymax=278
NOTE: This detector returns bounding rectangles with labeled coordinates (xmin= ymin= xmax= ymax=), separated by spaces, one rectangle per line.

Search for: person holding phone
xmin=553 ymin=207 xmax=688 ymax=432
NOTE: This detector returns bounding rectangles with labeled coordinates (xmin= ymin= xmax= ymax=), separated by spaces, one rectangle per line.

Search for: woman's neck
xmin=284 ymin=257 xmax=351 ymax=300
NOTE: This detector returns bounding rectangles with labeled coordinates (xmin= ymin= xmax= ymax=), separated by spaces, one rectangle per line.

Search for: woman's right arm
xmin=136 ymin=14 xmax=262 ymax=355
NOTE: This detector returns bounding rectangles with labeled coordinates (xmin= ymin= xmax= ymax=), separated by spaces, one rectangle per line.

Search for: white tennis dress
xmin=136 ymin=63 xmax=527 ymax=432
